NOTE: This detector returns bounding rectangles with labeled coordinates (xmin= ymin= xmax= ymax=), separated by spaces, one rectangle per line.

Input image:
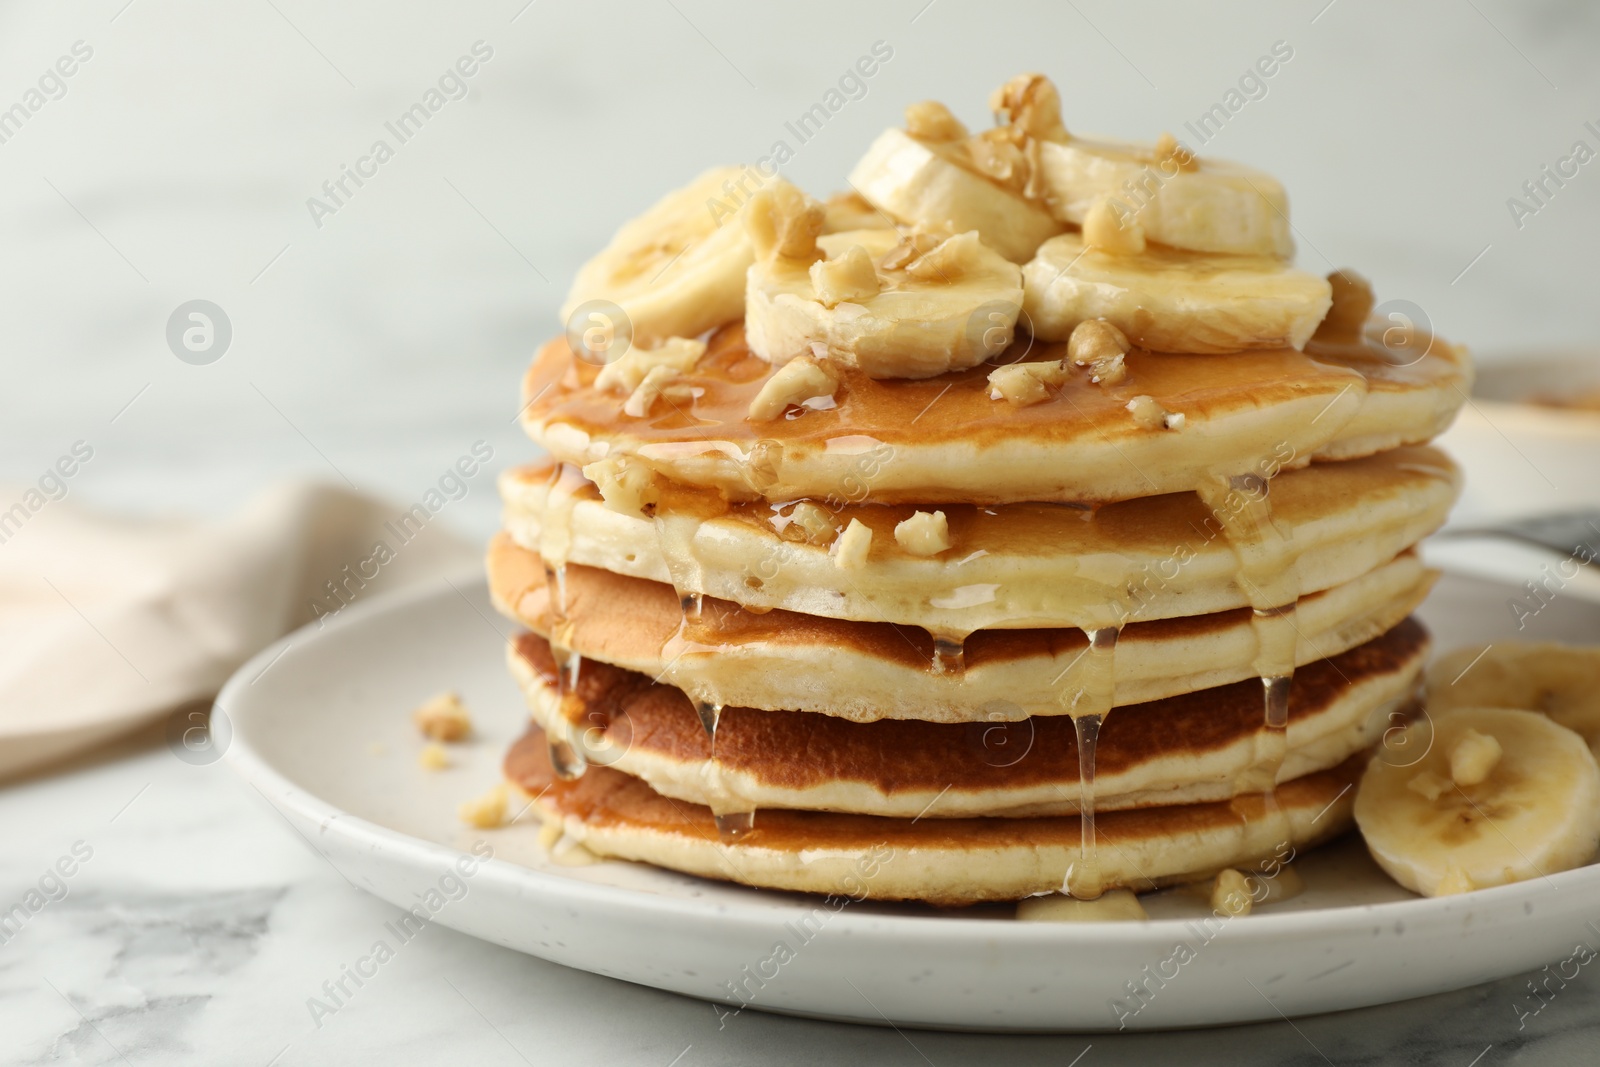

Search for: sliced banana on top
xmin=743 ymin=184 xmax=1024 ymax=379
xmin=1032 ymin=135 xmax=1294 ymax=259
xmin=561 ymin=165 xmax=757 ymax=346
xmin=1428 ymin=642 xmax=1600 ymax=754
xmin=1354 ymin=707 xmax=1600 ymax=897
xmin=848 ymin=119 xmax=1065 ymax=264
xmin=1023 ymin=230 xmax=1333 ymax=353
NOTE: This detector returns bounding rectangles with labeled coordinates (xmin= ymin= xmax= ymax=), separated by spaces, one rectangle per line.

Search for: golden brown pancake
xmin=521 ymin=321 xmax=1470 ymax=506
xmin=506 ymin=618 xmax=1424 ymax=818
xmin=489 ymin=531 xmax=1435 ymax=720
xmin=504 ymin=728 xmax=1363 ymax=905
xmin=499 ymin=445 xmax=1459 ymax=633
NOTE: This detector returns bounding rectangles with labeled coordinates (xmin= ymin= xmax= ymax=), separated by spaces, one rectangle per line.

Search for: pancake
xmin=504 ymin=729 xmax=1363 ymax=905
xmin=500 ymin=445 xmax=1459 ymax=633
xmin=489 ymin=531 xmax=1435 ymax=720
xmin=507 ymin=617 xmax=1424 ymax=818
xmin=520 ymin=320 xmax=1470 ymax=506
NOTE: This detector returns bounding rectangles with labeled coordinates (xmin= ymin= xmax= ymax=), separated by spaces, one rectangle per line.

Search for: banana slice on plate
xmin=560 ymin=165 xmax=756 ymax=346
xmin=1032 ymin=135 xmax=1293 ymax=259
xmin=1023 ymin=230 xmax=1333 ymax=352
xmin=743 ymin=185 xmax=1024 ymax=379
xmin=1428 ymin=642 xmax=1600 ymax=755
xmin=847 ymin=109 xmax=1065 ymax=263
xmin=1354 ymin=707 xmax=1600 ymax=897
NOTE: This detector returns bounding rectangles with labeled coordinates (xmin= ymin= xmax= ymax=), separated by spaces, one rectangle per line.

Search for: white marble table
xmin=6 ymin=0 xmax=1600 ymax=1061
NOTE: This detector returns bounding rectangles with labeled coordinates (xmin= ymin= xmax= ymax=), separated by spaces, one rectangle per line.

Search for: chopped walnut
xmin=594 ymin=337 xmax=706 ymax=394
xmin=1068 ymin=319 xmax=1131 ymax=386
xmin=1126 ymin=395 xmax=1183 ymax=430
xmin=1314 ymin=270 xmax=1375 ymax=342
xmin=905 ymin=100 xmax=968 ymax=142
xmin=878 ymin=229 xmax=947 ymax=272
xmin=1211 ymin=868 xmax=1253 ymax=917
xmin=1449 ymin=728 xmax=1503 ymax=787
xmin=413 ymin=691 xmax=472 ymax=741
xmin=833 ymin=517 xmax=873 ymax=569
xmin=583 ymin=455 xmax=655 ymax=516
xmin=989 ymin=73 xmax=1069 ymax=143
xmin=457 ymin=782 xmax=509 ymax=828
xmin=784 ymin=501 xmax=839 ymax=544
xmin=894 ymin=510 xmax=950 ymax=556
xmin=418 ymin=742 xmax=450 ymax=770
xmin=904 ymin=231 xmax=987 ymax=282
xmin=966 ymin=126 xmax=1029 ymax=189
xmin=988 ymin=361 xmax=1067 ymax=406
xmin=1082 ymin=197 xmax=1146 ymax=255
xmin=744 ymin=182 xmax=825 ymax=264
xmin=748 ymin=356 xmax=840 ymax=422
xmin=810 ymin=245 xmax=882 ymax=307
xmin=623 ymin=364 xmax=686 ymax=417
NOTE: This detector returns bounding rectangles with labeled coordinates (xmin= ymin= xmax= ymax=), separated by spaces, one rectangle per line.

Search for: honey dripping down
xmin=1064 ymin=624 xmax=1120 ymax=900
xmin=541 ymin=465 xmax=589 ymax=781
xmin=650 ymin=497 xmax=756 ymax=839
xmin=930 ymin=630 xmax=968 ymax=676
xmin=1195 ymin=470 xmax=1300 ymax=809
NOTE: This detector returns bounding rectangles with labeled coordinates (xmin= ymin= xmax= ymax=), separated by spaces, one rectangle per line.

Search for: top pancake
xmin=521 ymin=321 xmax=1471 ymax=506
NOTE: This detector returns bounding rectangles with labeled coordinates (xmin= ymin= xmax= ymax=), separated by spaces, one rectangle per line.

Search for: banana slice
xmin=847 ymin=124 xmax=1065 ymax=264
xmin=743 ymin=189 xmax=1024 ymax=379
xmin=560 ymin=165 xmax=756 ymax=346
xmin=1023 ymin=232 xmax=1332 ymax=352
xmin=1429 ymin=643 xmax=1600 ymax=755
xmin=1354 ymin=707 xmax=1600 ymax=897
xmin=1032 ymin=135 xmax=1293 ymax=259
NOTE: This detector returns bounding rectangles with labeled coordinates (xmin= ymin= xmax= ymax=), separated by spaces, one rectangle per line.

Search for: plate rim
xmin=218 ymin=569 xmax=1600 ymax=948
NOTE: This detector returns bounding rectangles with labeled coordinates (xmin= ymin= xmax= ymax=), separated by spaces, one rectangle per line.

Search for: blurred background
xmin=1 ymin=0 xmax=1596 ymax=540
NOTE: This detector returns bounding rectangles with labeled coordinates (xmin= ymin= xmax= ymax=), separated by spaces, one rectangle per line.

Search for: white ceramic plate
xmin=219 ymin=568 xmax=1600 ymax=1032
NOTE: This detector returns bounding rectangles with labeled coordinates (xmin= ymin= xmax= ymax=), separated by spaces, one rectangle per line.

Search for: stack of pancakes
xmin=487 ymin=82 xmax=1471 ymax=907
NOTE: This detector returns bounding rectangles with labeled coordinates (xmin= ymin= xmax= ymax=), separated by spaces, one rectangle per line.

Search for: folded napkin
xmin=0 ymin=483 xmax=478 ymax=779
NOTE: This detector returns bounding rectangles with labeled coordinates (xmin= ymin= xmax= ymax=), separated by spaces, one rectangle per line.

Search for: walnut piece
xmin=894 ymin=510 xmax=950 ymax=556
xmin=418 ymin=742 xmax=450 ymax=770
xmin=1126 ymin=395 xmax=1183 ymax=430
xmin=748 ymin=355 xmax=840 ymax=422
xmin=988 ymin=361 xmax=1067 ymax=406
xmin=810 ymin=245 xmax=881 ymax=307
xmin=623 ymin=364 xmax=685 ymax=417
xmin=833 ymin=517 xmax=873 ymax=569
xmin=1153 ymin=131 xmax=1199 ymax=172
xmin=904 ymin=231 xmax=987 ymax=282
xmin=744 ymin=182 xmax=825 ymax=264
xmin=989 ymin=73 xmax=1069 ymax=143
xmin=583 ymin=455 xmax=655 ymax=516
xmin=1068 ymin=319 xmax=1131 ymax=385
xmin=1082 ymin=197 xmax=1146 ymax=255
xmin=784 ymin=501 xmax=839 ymax=544
xmin=457 ymin=782 xmax=509 ymax=828
xmin=1211 ymin=868 xmax=1253 ymax=917
xmin=905 ymin=100 xmax=968 ymax=142
xmin=594 ymin=336 xmax=706 ymax=394
xmin=413 ymin=691 xmax=472 ymax=741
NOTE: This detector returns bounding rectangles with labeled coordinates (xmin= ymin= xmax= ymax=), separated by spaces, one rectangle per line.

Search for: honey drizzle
xmin=1194 ymin=471 xmax=1300 ymax=799
xmin=651 ymin=505 xmax=756 ymax=839
xmin=930 ymin=630 xmax=968 ymax=676
xmin=541 ymin=464 xmax=590 ymax=780
xmin=1062 ymin=623 xmax=1120 ymax=900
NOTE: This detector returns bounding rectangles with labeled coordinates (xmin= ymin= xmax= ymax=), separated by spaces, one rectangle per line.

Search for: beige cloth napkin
xmin=0 ymin=483 xmax=478 ymax=779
